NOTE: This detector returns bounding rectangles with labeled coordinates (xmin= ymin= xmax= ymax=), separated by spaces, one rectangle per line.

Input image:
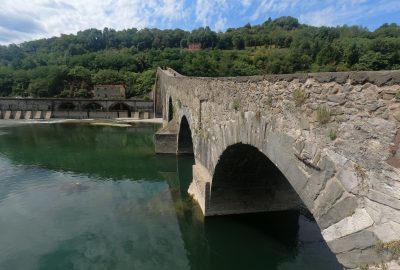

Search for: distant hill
xmin=0 ymin=16 xmax=399 ymax=98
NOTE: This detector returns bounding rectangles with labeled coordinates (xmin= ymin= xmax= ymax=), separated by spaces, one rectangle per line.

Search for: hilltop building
xmin=186 ymin=43 xmax=201 ymax=52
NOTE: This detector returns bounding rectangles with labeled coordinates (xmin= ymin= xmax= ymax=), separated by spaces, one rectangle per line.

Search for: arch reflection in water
xmin=171 ymin=154 xmax=342 ymax=270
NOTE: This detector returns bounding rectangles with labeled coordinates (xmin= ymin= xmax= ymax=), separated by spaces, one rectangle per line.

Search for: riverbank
xmin=0 ymin=118 xmax=163 ymax=128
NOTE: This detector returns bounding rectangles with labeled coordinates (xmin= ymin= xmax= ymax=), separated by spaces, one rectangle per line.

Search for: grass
xmin=395 ymin=91 xmax=400 ymax=101
xmin=376 ymin=240 xmax=400 ymax=259
xmin=293 ymin=88 xmax=307 ymax=107
xmin=329 ymin=129 xmax=337 ymax=141
xmin=233 ymin=100 xmax=241 ymax=111
xmin=265 ymin=94 xmax=273 ymax=106
xmin=316 ymin=105 xmax=331 ymax=124
xmin=354 ymin=164 xmax=368 ymax=179
xmin=255 ymin=111 xmax=261 ymax=121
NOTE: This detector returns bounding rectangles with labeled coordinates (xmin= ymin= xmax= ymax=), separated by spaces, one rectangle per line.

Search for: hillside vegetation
xmin=0 ymin=16 xmax=399 ymax=98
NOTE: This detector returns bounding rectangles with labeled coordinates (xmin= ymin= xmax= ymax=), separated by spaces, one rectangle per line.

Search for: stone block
xmin=366 ymin=198 xmax=400 ymax=224
xmin=34 ymin=111 xmax=42 ymax=119
xmin=367 ymin=189 xmax=400 ymax=210
xmin=373 ymin=221 xmax=400 ymax=242
xmin=318 ymin=194 xmax=358 ymax=229
xmin=4 ymin=110 xmax=11 ymax=120
xmin=322 ymin=209 xmax=374 ymax=242
xmin=45 ymin=111 xmax=52 ymax=119
xmin=328 ymin=230 xmax=379 ymax=254
xmin=24 ymin=111 xmax=32 ymax=119
xmin=14 ymin=111 xmax=21 ymax=120
xmin=336 ymin=247 xmax=385 ymax=269
xmin=132 ymin=112 xmax=140 ymax=119
xmin=313 ymin=177 xmax=345 ymax=219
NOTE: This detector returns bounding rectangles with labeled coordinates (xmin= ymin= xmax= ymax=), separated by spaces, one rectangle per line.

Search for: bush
xmin=329 ymin=129 xmax=337 ymax=140
xmin=316 ymin=106 xmax=331 ymax=124
xmin=293 ymin=88 xmax=307 ymax=107
xmin=395 ymin=91 xmax=400 ymax=100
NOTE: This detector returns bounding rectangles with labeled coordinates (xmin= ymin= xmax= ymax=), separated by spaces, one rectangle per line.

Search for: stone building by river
xmin=93 ymin=85 xmax=126 ymax=99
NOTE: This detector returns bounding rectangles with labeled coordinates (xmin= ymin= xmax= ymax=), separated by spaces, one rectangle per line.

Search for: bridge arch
xmin=58 ymin=102 xmax=75 ymax=111
xmin=83 ymin=102 xmax=103 ymax=111
xmin=168 ymin=96 xmax=173 ymax=122
xmin=177 ymin=115 xmax=193 ymax=155
xmin=109 ymin=102 xmax=130 ymax=111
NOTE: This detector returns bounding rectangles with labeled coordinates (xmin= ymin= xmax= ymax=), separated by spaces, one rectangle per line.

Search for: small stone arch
xmin=83 ymin=102 xmax=103 ymax=111
xmin=58 ymin=102 xmax=76 ymax=111
xmin=177 ymin=115 xmax=193 ymax=155
xmin=109 ymin=102 xmax=130 ymax=111
xmin=168 ymin=96 xmax=173 ymax=122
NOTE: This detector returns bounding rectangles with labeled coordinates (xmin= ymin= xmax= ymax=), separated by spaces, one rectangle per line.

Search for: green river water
xmin=0 ymin=123 xmax=342 ymax=270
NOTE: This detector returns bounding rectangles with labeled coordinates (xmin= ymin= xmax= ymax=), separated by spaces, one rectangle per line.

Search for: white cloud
xmin=0 ymin=0 xmax=398 ymax=45
xmin=251 ymin=0 xmax=303 ymax=20
xmin=214 ymin=16 xmax=227 ymax=31
xmin=299 ymin=0 xmax=400 ymax=27
xmin=241 ymin=0 xmax=252 ymax=8
xmin=195 ymin=0 xmax=228 ymax=29
xmin=0 ymin=0 xmax=189 ymax=44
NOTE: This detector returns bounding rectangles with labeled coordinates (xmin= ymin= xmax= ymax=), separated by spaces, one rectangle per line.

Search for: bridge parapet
xmin=155 ymin=68 xmax=400 ymax=269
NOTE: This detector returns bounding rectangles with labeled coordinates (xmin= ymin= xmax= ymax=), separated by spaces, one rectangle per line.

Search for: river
xmin=0 ymin=123 xmax=341 ymax=270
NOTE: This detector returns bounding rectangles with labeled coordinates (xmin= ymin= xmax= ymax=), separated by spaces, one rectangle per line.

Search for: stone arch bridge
xmin=154 ymin=68 xmax=400 ymax=269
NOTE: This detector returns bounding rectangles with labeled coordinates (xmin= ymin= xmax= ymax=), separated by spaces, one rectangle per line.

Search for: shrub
xmin=329 ymin=129 xmax=337 ymax=140
xmin=255 ymin=111 xmax=261 ymax=121
xmin=293 ymin=88 xmax=307 ymax=107
xmin=316 ymin=105 xmax=331 ymax=124
xmin=233 ymin=100 xmax=241 ymax=111
xmin=376 ymin=240 xmax=400 ymax=259
xmin=265 ymin=94 xmax=273 ymax=106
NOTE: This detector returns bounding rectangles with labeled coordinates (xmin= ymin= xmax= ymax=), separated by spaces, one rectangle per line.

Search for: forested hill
xmin=0 ymin=16 xmax=399 ymax=98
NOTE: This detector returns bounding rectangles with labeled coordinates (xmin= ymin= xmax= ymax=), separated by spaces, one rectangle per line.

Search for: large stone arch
xmin=209 ymin=143 xmax=302 ymax=216
xmin=190 ymin=112 xmax=370 ymax=269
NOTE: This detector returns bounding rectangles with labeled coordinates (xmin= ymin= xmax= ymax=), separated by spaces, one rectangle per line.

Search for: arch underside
xmin=109 ymin=102 xmax=129 ymax=111
xmin=177 ymin=116 xmax=193 ymax=155
xmin=210 ymin=143 xmax=302 ymax=215
xmin=84 ymin=102 xmax=103 ymax=111
xmin=58 ymin=102 xmax=75 ymax=111
xmin=168 ymin=96 xmax=173 ymax=122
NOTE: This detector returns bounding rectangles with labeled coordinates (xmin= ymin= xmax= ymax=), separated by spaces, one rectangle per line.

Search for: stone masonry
xmin=154 ymin=67 xmax=400 ymax=269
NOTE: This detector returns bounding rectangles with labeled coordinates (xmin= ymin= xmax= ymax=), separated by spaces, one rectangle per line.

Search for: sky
xmin=0 ymin=0 xmax=399 ymax=45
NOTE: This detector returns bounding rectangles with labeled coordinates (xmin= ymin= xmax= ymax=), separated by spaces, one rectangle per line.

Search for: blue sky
xmin=0 ymin=0 xmax=399 ymax=45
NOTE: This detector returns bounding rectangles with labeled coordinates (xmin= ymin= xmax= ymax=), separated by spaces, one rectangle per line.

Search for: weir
xmin=0 ymin=98 xmax=154 ymax=119
xmin=154 ymin=67 xmax=400 ymax=269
